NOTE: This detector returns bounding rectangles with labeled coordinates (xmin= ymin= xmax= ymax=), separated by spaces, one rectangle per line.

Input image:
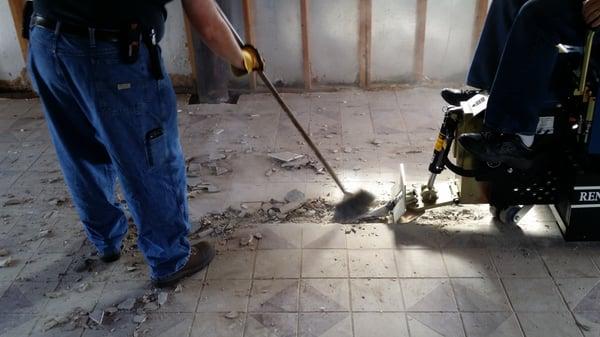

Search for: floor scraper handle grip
xmin=215 ymin=5 xmax=350 ymax=195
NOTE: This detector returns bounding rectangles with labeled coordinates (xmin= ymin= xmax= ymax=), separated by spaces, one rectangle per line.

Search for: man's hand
xmin=232 ymin=45 xmax=264 ymax=77
xmin=583 ymin=0 xmax=600 ymax=28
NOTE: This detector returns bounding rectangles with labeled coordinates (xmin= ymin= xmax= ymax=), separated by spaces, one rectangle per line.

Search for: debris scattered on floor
xmin=265 ymin=167 xmax=278 ymax=177
xmin=267 ymin=153 xmax=325 ymax=175
xmin=157 ymin=292 xmax=169 ymax=306
xmin=224 ymin=311 xmax=239 ymax=319
xmin=0 ymin=256 xmax=13 ymax=268
xmin=343 ymin=147 xmax=353 ymax=153
xmin=37 ymin=229 xmax=52 ymax=239
xmin=43 ymin=307 xmax=89 ymax=331
xmin=76 ymin=282 xmax=90 ymax=292
xmin=88 ymin=308 xmax=105 ymax=325
xmin=186 ymin=152 xmax=231 ymax=178
xmin=193 ymin=197 xmax=334 ymax=240
xmin=48 ymin=196 xmax=69 ymax=206
xmin=418 ymin=206 xmax=486 ymax=225
xmin=0 ymin=248 xmax=8 ymax=257
xmin=2 ymin=196 xmax=32 ymax=206
xmin=371 ymin=139 xmax=383 ymax=146
xmin=40 ymin=176 xmax=63 ymax=184
xmin=268 ymin=152 xmax=304 ymax=163
xmin=117 ymin=298 xmax=137 ymax=311
xmin=188 ymin=182 xmax=221 ymax=197
xmin=133 ymin=314 xmax=147 ymax=324
xmin=239 ymin=233 xmax=254 ymax=246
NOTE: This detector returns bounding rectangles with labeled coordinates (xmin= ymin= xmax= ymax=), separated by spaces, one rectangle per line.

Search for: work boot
xmin=151 ymin=241 xmax=215 ymax=288
xmin=100 ymin=250 xmax=121 ymax=263
xmin=441 ymin=88 xmax=482 ymax=106
xmin=458 ymin=132 xmax=533 ymax=171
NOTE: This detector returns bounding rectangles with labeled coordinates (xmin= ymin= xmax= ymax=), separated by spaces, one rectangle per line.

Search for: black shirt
xmin=34 ymin=0 xmax=172 ymax=34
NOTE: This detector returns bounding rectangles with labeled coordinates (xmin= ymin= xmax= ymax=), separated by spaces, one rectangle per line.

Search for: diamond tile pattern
xmin=2 ymin=91 xmax=600 ymax=337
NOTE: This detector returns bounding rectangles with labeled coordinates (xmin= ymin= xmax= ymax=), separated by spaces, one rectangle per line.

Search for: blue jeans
xmin=27 ymin=26 xmax=190 ymax=280
xmin=467 ymin=0 xmax=585 ymax=134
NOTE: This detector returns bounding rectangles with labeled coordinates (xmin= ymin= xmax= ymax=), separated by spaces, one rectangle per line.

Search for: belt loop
xmin=88 ymin=28 xmax=96 ymax=48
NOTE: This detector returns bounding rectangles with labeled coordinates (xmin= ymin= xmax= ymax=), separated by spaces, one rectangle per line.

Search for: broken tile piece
xmin=133 ymin=314 xmax=147 ymax=324
xmin=105 ymin=307 xmax=118 ymax=315
xmin=224 ymin=311 xmax=239 ymax=319
xmin=89 ymin=308 xmax=105 ymax=325
xmin=144 ymin=302 xmax=159 ymax=311
xmin=276 ymin=201 xmax=303 ymax=214
xmin=157 ymin=292 xmax=168 ymax=306
xmin=213 ymin=166 xmax=229 ymax=176
xmin=3 ymin=197 xmax=32 ymax=206
xmin=76 ymin=282 xmax=90 ymax=292
xmin=117 ymin=298 xmax=137 ymax=311
xmin=269 ymin=152 xmax=304 ymax=162
xmin=0 ymin=256 xmax=13 ymax=268
xmin=240 ymin=234 xmax=254 ymax=247
xmin=37 ymin=229 xmax=52 ymax=239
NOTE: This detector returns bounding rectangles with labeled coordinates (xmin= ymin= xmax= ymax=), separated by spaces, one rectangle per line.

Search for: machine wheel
xmin=490 ymin=205 xmax=523 ymax=226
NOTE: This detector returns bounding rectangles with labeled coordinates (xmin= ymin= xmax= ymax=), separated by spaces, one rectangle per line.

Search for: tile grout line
xmin=5 ymin=142 xmax=49 ymax=190
xmin=537 ymin=251 xmax=586 ymax=337
xmin=440 ymin=247 xmax=469 ymax=337
xmin=241 ymin=238 xmax=260 ymax=337
xmin=188 ymin=245 xmax=214 ymax=337
xmin=296 ymin=224 xmax=304 ymax=337
xmin=392 ymin=246 xmax=411 ymax=337
xmin=488 ymin=249 xmax=530 ymax=337
xmin=344 ymin=224 xmax=357 ymax=337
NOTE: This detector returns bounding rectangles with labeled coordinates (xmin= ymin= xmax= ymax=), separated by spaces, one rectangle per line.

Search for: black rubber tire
xmin=497 ymin=205 xmax=522 ymax=226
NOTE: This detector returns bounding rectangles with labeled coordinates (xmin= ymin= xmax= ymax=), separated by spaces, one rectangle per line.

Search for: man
xmin=443 ymin=0 xmax=600 ymax=170
xmin=27 ymin=0 xmax=262 ymax=287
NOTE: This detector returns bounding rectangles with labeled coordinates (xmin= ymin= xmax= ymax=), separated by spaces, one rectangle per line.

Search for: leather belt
xmin=31 ymin=15 xmax=121 ymax=42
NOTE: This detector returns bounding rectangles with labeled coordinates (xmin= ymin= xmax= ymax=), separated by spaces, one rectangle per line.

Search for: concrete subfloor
xmin=1 ymin=87 xmax=600 ymax=337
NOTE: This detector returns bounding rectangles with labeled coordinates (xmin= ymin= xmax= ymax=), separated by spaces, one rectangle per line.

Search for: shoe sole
xmin=151 ymin=248 xmax=216 ymax=288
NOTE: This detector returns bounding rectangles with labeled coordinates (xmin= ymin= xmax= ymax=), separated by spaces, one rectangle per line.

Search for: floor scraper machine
xmin=387 ymin=31 xmax=600 ymax=241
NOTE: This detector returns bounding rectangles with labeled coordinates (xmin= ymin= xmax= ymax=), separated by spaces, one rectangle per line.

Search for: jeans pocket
xmin=145 ymin=128 xmax=167 ymax=168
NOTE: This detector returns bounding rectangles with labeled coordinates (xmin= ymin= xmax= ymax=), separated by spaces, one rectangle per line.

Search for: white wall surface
xmin=254 ymin=0 xmax=304 ymax=86
xmin=162 ymin=1 xmax=192 ymax=78
xmin=0 ymin=0 xmax=484 ymax=88
xmin=0 ymin=1 xmax=27 ymax=83
xmin=371 ymin=0 xmax=417 ymax=83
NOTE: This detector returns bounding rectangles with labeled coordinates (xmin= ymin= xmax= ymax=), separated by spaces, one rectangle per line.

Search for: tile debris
xmin=2 ymin=196 xmax=33 ymax=206
xmin=268 ymin=152 xmax=304 ymax=162
xmin=117 ymin=298 xmax=137 ymax=311
xmin=157 ymin=292 xmax=169 ymax=306
xmin=224 ymin=311 xmax=239 ymax=319
xmin=0 ymin=256 xmax=13 ymax=268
